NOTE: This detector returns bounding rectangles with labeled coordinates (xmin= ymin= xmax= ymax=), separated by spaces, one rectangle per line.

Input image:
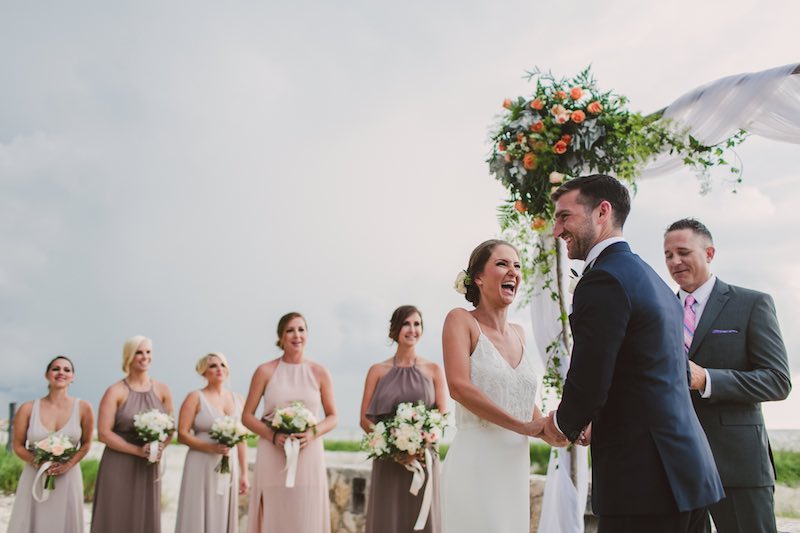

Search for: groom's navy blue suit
xmin=557 ymin=242 xmax=724 ymax=516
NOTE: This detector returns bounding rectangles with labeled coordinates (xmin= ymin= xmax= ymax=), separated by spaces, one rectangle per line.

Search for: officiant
xmin=663 ymin=218 xmax=792 ymax=533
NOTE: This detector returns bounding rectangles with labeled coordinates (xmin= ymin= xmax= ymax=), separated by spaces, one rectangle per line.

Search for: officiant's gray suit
xmin=687 ymin=278 xmax=791 ymax=532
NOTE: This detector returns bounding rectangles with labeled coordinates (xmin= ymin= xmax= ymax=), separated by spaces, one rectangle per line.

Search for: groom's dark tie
xmin=683 ymin=295 xmax=696 ymax=354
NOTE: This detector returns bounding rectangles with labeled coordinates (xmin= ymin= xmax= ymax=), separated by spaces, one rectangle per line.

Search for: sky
xmin=1 ymin=0 xmax=799 ymax=433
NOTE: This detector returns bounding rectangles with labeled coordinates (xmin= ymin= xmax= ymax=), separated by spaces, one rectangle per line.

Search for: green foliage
xmin=530 ymin=442 xmax=551 ymax=474
xmin=0 ymin=448 xmax=24 ymax=493
xmin=323 ymin=440 xmax=363 ymax=452
xmin=80 ymin=458 xmax=100 ymax=502
xmin=775 ymin=450 xmax=800 ymax=487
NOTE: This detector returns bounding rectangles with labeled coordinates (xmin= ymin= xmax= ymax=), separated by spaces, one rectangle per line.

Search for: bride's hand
xmin=522 ymin=417 xmax=546 ymax=438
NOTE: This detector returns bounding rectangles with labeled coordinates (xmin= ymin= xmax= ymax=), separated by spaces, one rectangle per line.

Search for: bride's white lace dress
xmin=441 ymin=325 xmax=537 ymax=533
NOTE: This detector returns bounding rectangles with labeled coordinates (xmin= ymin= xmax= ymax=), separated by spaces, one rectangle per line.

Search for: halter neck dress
xmin=364 ymin=359 xmax=441 ymax=533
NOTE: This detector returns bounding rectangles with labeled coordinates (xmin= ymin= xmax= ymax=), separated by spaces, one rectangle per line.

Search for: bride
xmin=441 ymin=239 xmax=566 ymax=532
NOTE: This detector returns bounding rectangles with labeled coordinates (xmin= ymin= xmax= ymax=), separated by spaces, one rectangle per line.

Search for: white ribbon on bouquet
xmin=404 ymin=447 xmax=434 ymax=531
xmin=147 ymin=440 xmax=160 ymax=463
xmin=31 ymin=461 xmax=54 ymax=503
xmin=284 ymin=437 xmax=301 ymax=487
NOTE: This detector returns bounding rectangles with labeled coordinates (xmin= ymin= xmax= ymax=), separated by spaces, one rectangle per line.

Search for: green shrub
xmin=80 ymin=459 xmax=100 ymax=502
xmin=0 ymin=448 xmax=24 ymax=493
xmin=323 ymin=440 xmax=363 ymax=452
xmin=775 ymin=450 xmax=800 ymax=487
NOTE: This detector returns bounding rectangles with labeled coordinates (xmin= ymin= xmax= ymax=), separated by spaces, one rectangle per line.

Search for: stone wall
xmin=322 ymin=463 xmax=597 ymax=533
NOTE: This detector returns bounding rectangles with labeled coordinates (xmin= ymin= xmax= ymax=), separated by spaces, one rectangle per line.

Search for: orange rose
xmin=587 ymin=101 xmax=603 ymax=114
xmin=530 ymin=98 xmax=544 ymax=110
xmin=531 ymin=217 xmax=547 ymax=231
xmin=570 ymin=86 xmax=583 ymax=100
xmin=503 ymin=98 xmax=512 ymax=109
xmin=498 ymin=141 xmax=506 ymax=152
xmin=514 ymin=200 xmax=527 ymax=214
xmin=571 ymin=110 xmax=586 ymax=124
xmin=561 ymin=134 xmax=572 ymax=144
xmin=503 ymin=153 xmax=512 ymax=163
xmin=523 ymin=153 xmax=537 ymax=170
xmin=530 ymin=121 xmax=544 ymax=133
xmin=553 ymin=140 xmax=568 ymax=155
xmin=555 ymin=90 xmax=567 ymax=100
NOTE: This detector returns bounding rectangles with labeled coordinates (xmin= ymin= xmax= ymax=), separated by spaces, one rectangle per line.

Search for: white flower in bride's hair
xmin=454 ymin=270 xmax=472 ymax=295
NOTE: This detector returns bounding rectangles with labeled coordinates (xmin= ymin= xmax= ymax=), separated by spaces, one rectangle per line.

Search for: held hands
xmin=576 ymin=423 xmax=591 ymax=447
xmin=542 ymin=411 xmax=570 ymax=448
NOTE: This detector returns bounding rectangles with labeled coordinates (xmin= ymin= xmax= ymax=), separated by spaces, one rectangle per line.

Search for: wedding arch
xmin=487 ymin=62 xmax=800 ymax=533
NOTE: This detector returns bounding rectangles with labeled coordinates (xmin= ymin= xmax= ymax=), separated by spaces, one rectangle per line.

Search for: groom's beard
xmin=563 ymin=224 xmax=597 ymax=261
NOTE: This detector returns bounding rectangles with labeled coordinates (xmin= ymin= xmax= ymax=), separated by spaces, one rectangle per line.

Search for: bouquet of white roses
xmin=32 ymin=434 xmax=77 ymax=493
xmin=133 ymin=408 xmax=175 ymax=463
xmin=270 ymin=400 xmax=318 ymax=435
xmin=361 ymin=401 xmax=448 ymax=530
xmin=209 ymin=415 xmax=250 ymax=474
xmin=362 ymin=401 xmax=448 ymax=461
xmin=269 ymin=401 xmax=318 ymax=487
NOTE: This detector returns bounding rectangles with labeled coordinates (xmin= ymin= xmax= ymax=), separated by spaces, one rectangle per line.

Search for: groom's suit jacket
xmin=688 ymin=279 xmax=791 ymax=490
xmin=556 ymin=242 xmax=724 ymax=516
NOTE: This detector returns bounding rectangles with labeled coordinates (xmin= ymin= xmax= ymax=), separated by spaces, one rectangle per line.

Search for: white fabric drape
xmin=642 ymin=62 xmax=800 ymax=178
xmin=529 ymin=235 xmax=589 ymax=533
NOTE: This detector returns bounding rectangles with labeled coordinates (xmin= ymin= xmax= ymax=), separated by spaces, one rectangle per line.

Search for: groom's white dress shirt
xmin=680 ymin=274 xmax=717 ymax=398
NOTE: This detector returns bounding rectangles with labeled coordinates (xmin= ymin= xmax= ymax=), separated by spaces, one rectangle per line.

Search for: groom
xmin=542 ymin=175 xmax=724 ymax=533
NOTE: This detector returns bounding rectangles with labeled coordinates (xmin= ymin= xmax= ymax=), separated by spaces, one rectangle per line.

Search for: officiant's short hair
xmin=665 ymin=218 xmax=714 ymax=244
xmin=550 ymin=174 xmax=631 ymax=228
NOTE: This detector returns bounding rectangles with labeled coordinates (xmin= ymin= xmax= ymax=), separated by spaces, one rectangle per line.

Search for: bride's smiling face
xmin=474 ymin=245 xmax=521 ymax=305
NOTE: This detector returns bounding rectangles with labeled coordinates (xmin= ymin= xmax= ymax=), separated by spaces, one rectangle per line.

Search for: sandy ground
xmin=1 ymin=445 xmax=799 ymax=532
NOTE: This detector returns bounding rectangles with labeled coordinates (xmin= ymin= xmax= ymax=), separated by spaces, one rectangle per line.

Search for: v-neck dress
xmin=175 ymin=390 xmax=242 ymax=533
xmin=8 ymin=398 xmax=85 ymax=533
xmin=441 ymin=322 xmax=538 ymax=533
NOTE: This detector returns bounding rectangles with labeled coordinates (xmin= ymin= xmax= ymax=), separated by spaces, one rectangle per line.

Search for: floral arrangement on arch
xmin=488 ymin=66 xmax=747 ymax=230
xmin=487 ymin=66 xmax=748 ymax=399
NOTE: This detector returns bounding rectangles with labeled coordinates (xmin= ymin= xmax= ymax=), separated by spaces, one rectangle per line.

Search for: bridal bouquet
xmin=32 ymin=434 xmax=77 ymax=492
xmin=269 ymin=401 xmax=318 ymax=487
xmin=209 ymin=415 xmax=250 ymax=474
xmin=133 ymin=409 xmax=175 ymax=463
xmin=362 ymin=401 xmax=448 ymax=530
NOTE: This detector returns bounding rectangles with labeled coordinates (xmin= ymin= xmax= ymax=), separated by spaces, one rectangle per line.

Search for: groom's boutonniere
xmin=568 ymin=268 xmax=580 ymax=294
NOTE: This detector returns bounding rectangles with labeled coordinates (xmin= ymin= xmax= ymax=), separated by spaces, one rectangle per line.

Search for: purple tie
xmin=683 ymin=295 xmax=696 ymax=354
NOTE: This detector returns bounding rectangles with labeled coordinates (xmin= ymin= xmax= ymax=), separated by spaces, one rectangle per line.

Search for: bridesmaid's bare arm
xmin=97 ymin=383 xmax=148 ymax=458
xmin=242 ymin=361 xmax=278 ymax=441
xmin=11 ymin=401 xmax=34 ymax=465
xmin=177 ymin=391 xmax=228 ymax=454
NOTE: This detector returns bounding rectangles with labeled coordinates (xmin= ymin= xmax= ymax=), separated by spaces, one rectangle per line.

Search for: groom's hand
xmin=542 ymin=412 xmax=569 ymax=448
xmin=576 ymin=423 xmax=592 ymax=446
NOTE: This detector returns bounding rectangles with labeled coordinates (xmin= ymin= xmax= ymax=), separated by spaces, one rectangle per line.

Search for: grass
xmin=0 ymin=448 xmax=24 ymax=493
xmin=80 ymin=459 xmax=100 ymax=502
xmin=775 ymin=450 xmax=800 ymax=487
xmin=0 ymin=448 xmax=101 ymax=500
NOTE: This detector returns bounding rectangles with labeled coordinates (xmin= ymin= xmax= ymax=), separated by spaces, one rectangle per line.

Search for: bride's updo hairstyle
xmin=276 ymin=312 xmax=306 ymax=349
xmin=464 ymin=239 xmax=518 ymax=307
xmin=388 ymin=305 xmax=423 ymax=342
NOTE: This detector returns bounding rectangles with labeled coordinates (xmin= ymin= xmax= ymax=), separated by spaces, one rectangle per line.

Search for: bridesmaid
xmin=242 ymin=312 xmax=338 ymax=533
xmin=8 ymin=356 xmax=94 ymax=533
xmin=175 ymin=352 xmax=249 ymax=533
xmin=91 ymin=335 xmax=174 ymax=533
xmin=359 ymin=305 xmax=448 ymax=533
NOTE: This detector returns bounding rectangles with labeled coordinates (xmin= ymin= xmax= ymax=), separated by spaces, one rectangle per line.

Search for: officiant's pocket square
xmin=711 ymin=329 xmax=739 ymax=334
